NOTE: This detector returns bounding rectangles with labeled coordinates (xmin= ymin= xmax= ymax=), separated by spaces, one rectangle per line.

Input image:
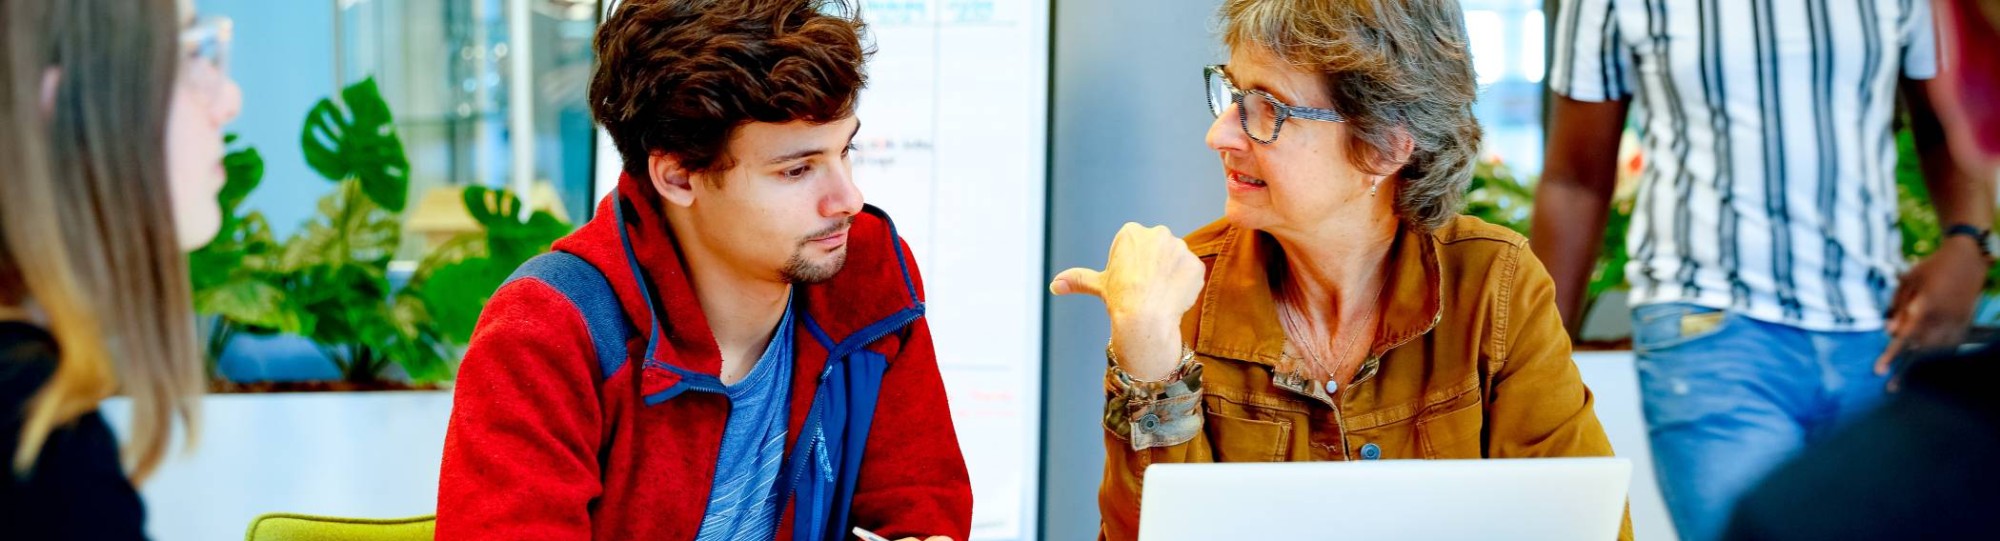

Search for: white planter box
xmin=101 ymin=390 xmax=453 ymax=541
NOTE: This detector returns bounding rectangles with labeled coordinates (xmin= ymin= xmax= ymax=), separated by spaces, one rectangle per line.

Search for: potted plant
xmin=189 ymin=77 xmax=570 ymax=391
xmin=123 ymin=78 xmax=573 ymax=538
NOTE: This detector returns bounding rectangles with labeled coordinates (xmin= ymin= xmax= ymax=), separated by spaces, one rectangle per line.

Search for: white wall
xmin=101 ymin=392 xmax=451 ymax=541
xmin=1041 ymin=0 xmax=1225 ymax=538
xmin=1575 ymin=353 xmax=1681 ymax=541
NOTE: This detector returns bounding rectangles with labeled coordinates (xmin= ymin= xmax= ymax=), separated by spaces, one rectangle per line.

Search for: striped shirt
xmin=1551 ymin=0 xmax=1938 ymax=331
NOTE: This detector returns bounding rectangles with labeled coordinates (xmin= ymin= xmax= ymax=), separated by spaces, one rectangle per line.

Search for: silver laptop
xmin=1137 ymin=458 xmax=1632 ymax=541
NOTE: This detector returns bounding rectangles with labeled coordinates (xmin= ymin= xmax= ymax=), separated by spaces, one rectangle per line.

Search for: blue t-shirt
xmin=694 ymin=297 xmax=796 ymax=541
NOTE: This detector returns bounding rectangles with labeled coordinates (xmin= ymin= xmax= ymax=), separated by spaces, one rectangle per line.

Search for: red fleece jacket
xmin=436 ymin=176 xmax=973 ymax=540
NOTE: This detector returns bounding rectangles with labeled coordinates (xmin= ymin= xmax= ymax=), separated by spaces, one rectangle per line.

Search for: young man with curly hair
xmin=436 ymin=2 xmax=971 ymax=540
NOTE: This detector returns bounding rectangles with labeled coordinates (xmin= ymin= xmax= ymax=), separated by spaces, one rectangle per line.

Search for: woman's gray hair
xmin=1220 ymin=0 xmax=1483 ymax=231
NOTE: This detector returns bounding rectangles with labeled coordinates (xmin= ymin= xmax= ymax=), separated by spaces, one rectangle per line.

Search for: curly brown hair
xmin=1220 ymin=0 xmax=1483 ymax=231
xmin=590 ymin=0 xmax=870 ymax=179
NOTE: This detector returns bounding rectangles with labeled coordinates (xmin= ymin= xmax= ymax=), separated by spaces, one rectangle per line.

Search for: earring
xmin=1368 ymin=179 xmax=1382 ymax=197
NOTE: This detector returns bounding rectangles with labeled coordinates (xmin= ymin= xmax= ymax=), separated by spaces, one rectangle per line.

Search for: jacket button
xmin=1139 ymin=414 xmax=1160 ymax=431
xmin=1360 ymin=443 xmax=1382 ymax=460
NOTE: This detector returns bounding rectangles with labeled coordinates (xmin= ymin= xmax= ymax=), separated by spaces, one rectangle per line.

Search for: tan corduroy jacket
xmin=1098 ymin=215 xmax=1633 ymax=541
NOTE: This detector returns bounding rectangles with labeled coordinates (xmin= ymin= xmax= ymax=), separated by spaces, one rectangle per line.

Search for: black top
xmin=1726 ymin=343 xmax=2000 ymax=540
xmin=0 ymin=321 xmax=146 ymax=540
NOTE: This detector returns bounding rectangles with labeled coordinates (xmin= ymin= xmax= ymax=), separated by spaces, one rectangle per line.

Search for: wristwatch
xmin=1944 ymin=223 xmax=1999 ymax=260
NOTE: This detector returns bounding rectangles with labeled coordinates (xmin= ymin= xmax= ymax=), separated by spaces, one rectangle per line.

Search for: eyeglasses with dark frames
xmin=1204 ymin=64 xmax=1345 ymax=145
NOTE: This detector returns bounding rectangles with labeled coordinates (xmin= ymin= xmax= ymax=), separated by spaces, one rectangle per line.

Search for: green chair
xmin=243 ymin=513 xmax=435 ymax=541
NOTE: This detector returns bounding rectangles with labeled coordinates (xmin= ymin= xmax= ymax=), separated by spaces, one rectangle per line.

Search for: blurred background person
xmin=0 ymin=0 xmax=242 ymax=537
xmin=1533 ymin=0 xmax=1990 ymax=539
xmin=1727 ymin=0 xmax=2000 ymax=538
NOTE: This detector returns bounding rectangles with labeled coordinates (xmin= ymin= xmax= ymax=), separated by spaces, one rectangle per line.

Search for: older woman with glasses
xmin=1050 ymin=1 xmax=1629 ymax=539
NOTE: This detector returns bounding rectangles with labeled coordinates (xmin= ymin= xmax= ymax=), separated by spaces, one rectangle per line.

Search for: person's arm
xmin=1879 ymin=0 xmax=1990 ymax=372
xmin=848 ymin=241 xmax=973 ymax=540
xmin=1092 ymin=345 xmax=1213 ymax=541
xmin=1530 ymin=96 xmax=1631 ymax=334
xmin=1533 ymin=0 xmax=1638 ymax=335
xmin=1049 ymin=222 xmax=1212 ymax=541
xmin=1086 ymin=234 xmax=1213 ymax=541
xmin=435 ymin=280 xmax=605 ymax=541
xmin=1877 ymin=77 xmax=1997 ymax=372
xmin=1488 ymin=247 xmax=1633 ymax=540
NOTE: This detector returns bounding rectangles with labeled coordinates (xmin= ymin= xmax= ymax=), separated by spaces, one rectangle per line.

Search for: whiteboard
xmin=594 ymin=1 xmax=1049 ymax=539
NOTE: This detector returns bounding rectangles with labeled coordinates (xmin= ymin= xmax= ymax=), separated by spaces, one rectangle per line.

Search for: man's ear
xmin=648 ymin=152 xmax=698 ymax=208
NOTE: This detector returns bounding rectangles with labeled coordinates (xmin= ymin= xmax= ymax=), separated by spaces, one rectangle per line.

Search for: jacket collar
xmin=550 ymin=174 xmax=924 ymax=384
xmin=1192 ymin=221 xmax=1443 ymax=374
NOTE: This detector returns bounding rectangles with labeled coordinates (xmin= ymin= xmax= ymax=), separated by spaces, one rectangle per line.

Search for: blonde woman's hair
xmin=0 ymin=0 xmax=203 ymax=484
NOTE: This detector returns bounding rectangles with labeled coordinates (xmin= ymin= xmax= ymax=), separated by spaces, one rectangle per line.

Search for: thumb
xmin=1050 ymin=267 xmax=1105 ymax=297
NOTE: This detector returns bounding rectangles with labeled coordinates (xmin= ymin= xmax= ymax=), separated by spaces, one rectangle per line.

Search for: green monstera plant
xmin=418 ymin=186 xmax=571 ymax=344
xmin=303 ymin=77 xmax=413 ymax=214
xmin=191 ymin=77 xmax=571 ymax=387
xmin=282 ymin=77 xmax=448 ymax=383
xmin=190 ymin=136 xmax=305 ymax=378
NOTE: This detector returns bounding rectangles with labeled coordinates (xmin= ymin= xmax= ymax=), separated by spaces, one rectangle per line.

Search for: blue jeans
xmin=1632 ymin=303 xmax=1890 ymax=541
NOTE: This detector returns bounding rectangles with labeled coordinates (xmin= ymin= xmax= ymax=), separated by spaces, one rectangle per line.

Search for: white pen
xmin=851 ymin=526 xmax=894 ymax=541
